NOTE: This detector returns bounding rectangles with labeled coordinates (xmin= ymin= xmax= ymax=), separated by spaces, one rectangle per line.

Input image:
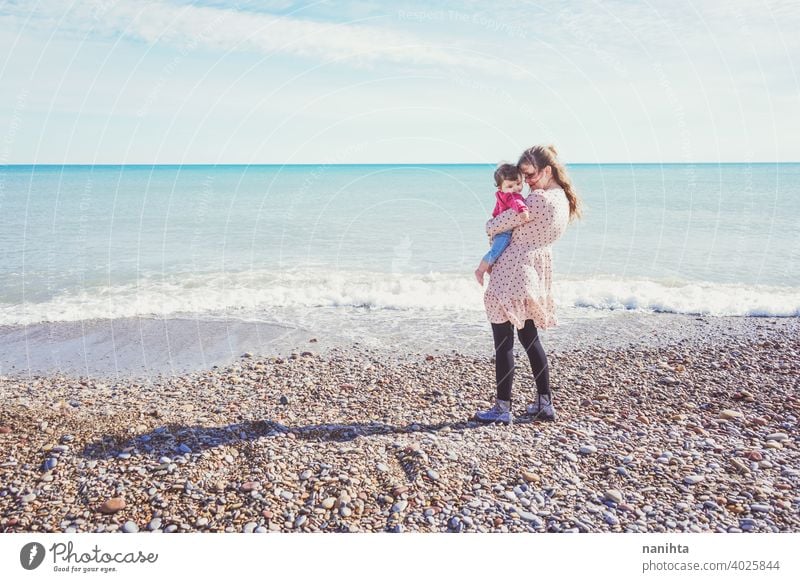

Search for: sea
xmin=1 ymin=163 xmax=798 ymax=360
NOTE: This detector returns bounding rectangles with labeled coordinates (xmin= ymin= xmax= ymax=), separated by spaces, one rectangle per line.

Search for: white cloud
xmin=1 ymin=0 xmax=505 ymax=74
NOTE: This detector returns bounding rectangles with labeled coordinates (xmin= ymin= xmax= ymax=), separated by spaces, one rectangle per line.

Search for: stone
xmin=122 ymin=521 xmax=139 ymax=533
xmin=426 ymin=469 xmax=439 ymax=481
xmin=739 ymin=519 xmax=757 ymax=532
xmin=684 ymin=475 xmax=705 ymax=485
xmin=43 ymin=458 xmax=57 ymax=471
xmin=243 ymin=522 xmax=258 ymax=533
xmin=321 ymin=497 xmax=336 ymax=509
xmin=99 ymin=497 xmax=126 ymax=514
xmin=579 ymin=445 xmax=597 ymax=455
xmin=604 ymin=512 xmax=619 ymax=526
xmin=766 ymin=433 xmax=788 ymax=442
xmin=719 ymin=409 xmax=743 ymax=420
xmin=564 ymin=452 xmax=578 ymax=462
xmin=391 ymin=500 xmax=408 ymax=513
xmin=730 ymin=458 xmax=750 ymax=473
xmin=604 ymin=490 xmax=624 ymax=505
xmin=521 ymin=470 xmax=540 ymax=483
xmin=147 ymin=518 xmax=162 ymax=531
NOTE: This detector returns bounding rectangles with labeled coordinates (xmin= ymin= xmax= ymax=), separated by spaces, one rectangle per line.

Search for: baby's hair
xmin=494 ymin=163 xmax=520 ymax=187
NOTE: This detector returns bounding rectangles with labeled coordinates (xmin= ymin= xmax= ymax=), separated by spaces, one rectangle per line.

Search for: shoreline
xmin=1 ymin=312 xmax=798 ymax=533
xmin=1 ymin=312 xmax=798 ymax=380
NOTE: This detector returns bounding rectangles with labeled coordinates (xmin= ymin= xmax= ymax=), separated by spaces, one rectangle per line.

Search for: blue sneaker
xmin=475 ymin=398 xmax=512 ymax=424
xmin=526 ymin=393 xmax=556 ymax=421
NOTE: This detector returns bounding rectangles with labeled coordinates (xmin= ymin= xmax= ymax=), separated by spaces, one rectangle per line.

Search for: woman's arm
xmin=486 ymin=206 xmax=532 ymax=237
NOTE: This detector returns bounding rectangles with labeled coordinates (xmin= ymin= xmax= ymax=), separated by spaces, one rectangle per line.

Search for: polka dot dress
xmin=483 ymin=188 xmax=570 ymax=330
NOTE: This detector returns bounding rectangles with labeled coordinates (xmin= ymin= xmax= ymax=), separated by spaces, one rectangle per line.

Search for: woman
xmin=475 ymin=144 xmax=582 ymax=424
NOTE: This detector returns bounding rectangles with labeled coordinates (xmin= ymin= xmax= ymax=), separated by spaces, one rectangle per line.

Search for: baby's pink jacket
xmin=492 ymin=190 xmax=528 ymax=218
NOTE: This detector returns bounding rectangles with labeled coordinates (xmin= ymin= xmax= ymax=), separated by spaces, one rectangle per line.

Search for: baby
xmin=474 ymin=163 xmax=529 ymax=285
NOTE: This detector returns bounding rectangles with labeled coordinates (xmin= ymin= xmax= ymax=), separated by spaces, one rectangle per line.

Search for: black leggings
xmin=491 ymin=319 xmax=550 ymax=401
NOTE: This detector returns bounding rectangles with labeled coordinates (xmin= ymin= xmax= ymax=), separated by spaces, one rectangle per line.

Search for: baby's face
xmin=500 ymin=177 xmax=522 ymax=193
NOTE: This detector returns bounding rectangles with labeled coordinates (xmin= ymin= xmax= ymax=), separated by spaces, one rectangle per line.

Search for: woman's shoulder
xmin=527 ymin=187 xmax=564 ymax=197
xmin=526 ymin=187 xmax=566 ymax=204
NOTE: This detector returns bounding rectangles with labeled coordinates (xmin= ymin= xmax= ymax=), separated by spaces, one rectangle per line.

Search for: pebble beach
xmin=1 ymin=314 xmax=798 ymax=534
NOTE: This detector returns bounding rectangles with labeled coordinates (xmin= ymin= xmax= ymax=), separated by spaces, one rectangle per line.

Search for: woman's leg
xmin=516 ymin=319 xmax=550 ymax=396
xmin=491 ymin=321 xmax=515 ymax=401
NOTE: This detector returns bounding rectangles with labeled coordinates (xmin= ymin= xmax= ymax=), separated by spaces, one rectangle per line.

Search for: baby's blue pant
xmin=482 ymin=230 xmax=512 ymax=265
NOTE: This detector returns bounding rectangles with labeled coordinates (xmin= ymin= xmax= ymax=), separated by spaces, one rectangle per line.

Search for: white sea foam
xmin=0 ymin=269 xmax=798 ymax=325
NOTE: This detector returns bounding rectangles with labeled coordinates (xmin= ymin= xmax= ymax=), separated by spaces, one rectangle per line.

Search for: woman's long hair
xmin=518 ymin=145 xmax=582 ymax=222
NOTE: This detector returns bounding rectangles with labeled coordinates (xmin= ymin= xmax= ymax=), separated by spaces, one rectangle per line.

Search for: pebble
xmin=730 ymin=458 xmax=750 ymax=473
xmin=579 ymin=445 xmax=597 ymax=455
xmin=426 ymin=469 xmax=439 ymax=481
xmin=684 ymin=475 xmax=705 ymax=485
xmin=243 ymin=522 xmax=258 ymax=533
xmin=148 ymin=518 xmax=162 ymax=531
xmin=750 ymin=504 xmax=771 ymax=513
xmin=99 ymin=497 xmax=126 ymax=514
xmin=604 ymin=490 xmax=624 ymax=504
xmin=448 ymin=517 xmax=463 ymax=532
xmin=521 ymin=470 xmax=539 ymax=482
xmin=122 ymin=521 xmax=139 ymax=533
xmin=719 ymin=409 xmax=743 ymax=420
xmin=766 ymin=433 xmax=788 ymax=442
xmin=43 ymin=458 xmax=57 ymax=471
xmin=391 ymin=500 xmax=408 ymax=513
xmin=564 ymin=452 xmax=578 ymax=462
xmin=740 ymin=519 xmax=757 ymax=532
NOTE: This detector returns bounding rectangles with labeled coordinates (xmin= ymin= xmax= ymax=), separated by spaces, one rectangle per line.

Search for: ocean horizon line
xmin=2 ymin=161 xmax=800 ymax=168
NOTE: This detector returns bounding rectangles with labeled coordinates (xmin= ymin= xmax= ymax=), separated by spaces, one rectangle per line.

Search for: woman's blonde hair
xmin=518 ymin=144 xmax=582 ymax=222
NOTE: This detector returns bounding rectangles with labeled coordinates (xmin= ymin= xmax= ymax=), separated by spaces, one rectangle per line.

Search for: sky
xmin=0 ymin=0 xmax=798 ymax=164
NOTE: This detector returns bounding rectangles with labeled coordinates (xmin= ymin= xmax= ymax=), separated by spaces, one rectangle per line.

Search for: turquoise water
xmin=0 ymin=163 xmax=798 ymax=326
